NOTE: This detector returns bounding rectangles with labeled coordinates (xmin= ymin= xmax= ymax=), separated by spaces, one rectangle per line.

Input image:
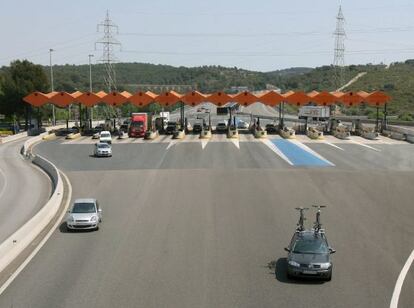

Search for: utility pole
xmin=95 ymin=10 xmax=121 ymax=93
xmin=88 ymin=54 xmax=94 ymax=125
xmin=49 ymin=48 xmax=55 ymax=125
xmin=333 ymin=5 xmax=346 ymax=90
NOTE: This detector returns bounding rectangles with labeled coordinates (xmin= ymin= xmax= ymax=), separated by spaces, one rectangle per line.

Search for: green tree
xmin=0 ymin=60 xmax=49 ymax=123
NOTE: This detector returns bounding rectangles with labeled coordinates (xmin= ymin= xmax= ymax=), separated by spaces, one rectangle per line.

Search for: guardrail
xmin=0 ymin=138 xmax=64 ymax=275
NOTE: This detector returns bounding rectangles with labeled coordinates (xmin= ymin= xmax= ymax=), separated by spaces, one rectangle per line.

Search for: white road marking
xmin=324 ymin=141 xmax=345 ymax=151
xmin=201 ymin=140 xmax=208 ymax=149
xmin=349 ymin=139 xmax=381 ymax=152
xmin=390 ymin=249 xmax=414 ymax=308
xmin=166 ymin=141 xmax=176 ymax=150
xmin=289 ymin=140 xmax=335 ymax=166
xmin=231 ymin=139 xmax=240 ymax=149
xmin=261 ymin=139 xmax=293 ymax=165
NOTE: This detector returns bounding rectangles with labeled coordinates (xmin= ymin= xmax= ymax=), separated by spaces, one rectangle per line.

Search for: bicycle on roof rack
xmin=312 ymin=204 xmax=327 ymax=233
xmin=294 ymin=207 xmax=309 ymax=232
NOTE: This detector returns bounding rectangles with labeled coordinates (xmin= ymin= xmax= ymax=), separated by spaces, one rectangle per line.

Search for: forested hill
xmin=43 ymin=63 xmax=314 ymax=94
xmin=36 ymin=60 xmax=414 ymax=117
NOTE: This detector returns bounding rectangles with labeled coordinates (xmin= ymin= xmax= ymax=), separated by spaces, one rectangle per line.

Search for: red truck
xmin=128 ymin=113 xmax=147 ymax=137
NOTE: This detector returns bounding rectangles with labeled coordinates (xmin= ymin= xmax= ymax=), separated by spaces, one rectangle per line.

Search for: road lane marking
xmin=266 ymin=139 xmax=333 ymax=167
xmin=201 ymin=140 xmax=208 ymax=149
xmin=231 ymin=139 xmax=240 ymax=149
xmin=390 ymin=249 xmax=414 ymax=308
xmin=166 ymin=141 xmax=176 ymax=150
xmin=261 ymin=139 xmax=293 ymax=165
xmin=289 ymin=140 xmax=335 ymax=166
xmin=349 ymin=140 xmax=381 ymax=152
xmin=324 ymin=142 xmax=345 ymax=151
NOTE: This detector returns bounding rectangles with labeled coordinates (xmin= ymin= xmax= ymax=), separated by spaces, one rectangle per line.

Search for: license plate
xmin=303 ymin=270 xmax=317 ymax=275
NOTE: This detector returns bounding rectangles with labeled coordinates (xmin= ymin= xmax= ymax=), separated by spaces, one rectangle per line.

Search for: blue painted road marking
xmin=270 ymin=139 xmax=332 ymax=167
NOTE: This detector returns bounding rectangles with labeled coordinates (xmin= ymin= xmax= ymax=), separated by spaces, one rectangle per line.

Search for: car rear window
xmin=101 ymin=133 xmax=110 ymax=137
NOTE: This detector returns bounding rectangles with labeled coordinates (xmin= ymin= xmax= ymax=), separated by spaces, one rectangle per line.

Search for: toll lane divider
xmin=266 ymin=139 xmax=334 ymax=167
xmin=0 ymin=135 xmax=70 ymax=289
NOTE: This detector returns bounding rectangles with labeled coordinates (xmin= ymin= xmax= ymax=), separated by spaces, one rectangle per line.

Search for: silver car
xmin=94 ymin=142 xmax=112 ymax=157
xmin=66 ymin=198 xmax=102 ymax=231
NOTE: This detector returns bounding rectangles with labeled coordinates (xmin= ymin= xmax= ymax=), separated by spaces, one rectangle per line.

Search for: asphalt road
xmin=0 ymin=138 xmax=51 ymax=243
xmin=0 ymin=137 xmax=413 ymax=308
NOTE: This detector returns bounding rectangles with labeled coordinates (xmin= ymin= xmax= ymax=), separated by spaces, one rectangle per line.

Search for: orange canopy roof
xmin=340 ymin=92 xmax=365 ymax=107
xmin=71 ymin=91 xmax=83 ymax=99
xmin=51 ymin=91 xmax=77 ymax=108
xmin=129 ymin=91 xmax=156 ymax=107
xmin=312 ymin=91 xmax=338 ymax=106
xmin=23 ymin=92 xmax=56 ymax=107
xmin=257 ymin=91 xmax=284 ymax=106
xmin=155 ymin=91 xmax=182 ymax=106
xmin=307 ymin=91 xmax=319 ymax=98
xmin=284 ymin=91 xmax=310 ymax=106
xmin=205 ymin=91 xmax=232 ymax=106
xmin=180 ymin=91 xmax=207 ymax=106
xmin=365 ymin=91 xmax=390 ymax=106
xmin=102 ymin=91 xmax=130 ymax=106
xmin=23 ymin=90 xmax=390 ymax=108
xmin=232 ymin=91 xmax=259 ymax=106
xmin=76 ymin=91 xmax=107 ymax=107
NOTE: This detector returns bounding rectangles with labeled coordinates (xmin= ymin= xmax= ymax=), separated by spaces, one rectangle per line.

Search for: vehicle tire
xmin=325 ymin=273 xmax=332 ymax=281
xmin=95 ymin=225 xmax=100 ymax=231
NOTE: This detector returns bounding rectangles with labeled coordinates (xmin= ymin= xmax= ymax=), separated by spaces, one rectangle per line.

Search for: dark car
xmin=166 ymin=122 xmax=178 ymax=135
xmin=266 ymin=123 xmax=278 ymax=134
xmin=192 ymin=123 xmax=203 ymax=133
xmin=120 ymin=124 xmax=129 ymax=133
xmin=285 ymin=230 xmax=335 ymax=281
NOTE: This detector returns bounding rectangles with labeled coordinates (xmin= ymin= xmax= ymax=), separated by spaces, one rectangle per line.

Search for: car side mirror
xmin=98 ymin=208 xmax=102 ymax=213
xmin=329 ymin=248 xmax=336 ymax=254
xmin=284 ymin=247 xmax=290 ymax=252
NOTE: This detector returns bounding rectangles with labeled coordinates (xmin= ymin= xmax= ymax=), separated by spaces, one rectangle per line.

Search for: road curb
xmin=0 ymin=139 xmax=72 ymax=294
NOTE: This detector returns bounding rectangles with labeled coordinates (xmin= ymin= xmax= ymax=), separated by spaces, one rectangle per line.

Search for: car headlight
xmin=288 ymin=260 xmax=300 ymax=267
xmin=319 ymin=262 xmax=331 ymax=269
xmin=90 ymin=216 xmax=97 ymax=222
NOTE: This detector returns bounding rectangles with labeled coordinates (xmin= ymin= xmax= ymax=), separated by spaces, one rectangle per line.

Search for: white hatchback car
xmin=66 ymin=198 xmax=102 ymax=231
xmin=99 ymin=131 xmax=112 ymax=144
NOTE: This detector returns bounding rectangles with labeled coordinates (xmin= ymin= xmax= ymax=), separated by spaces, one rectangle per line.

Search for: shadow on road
xmin=268 ymin=258 xmax=324 ymax=285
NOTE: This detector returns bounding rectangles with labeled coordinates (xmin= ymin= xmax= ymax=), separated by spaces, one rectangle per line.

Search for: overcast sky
xmin=1 ymin=0 xmax=414 ymax=71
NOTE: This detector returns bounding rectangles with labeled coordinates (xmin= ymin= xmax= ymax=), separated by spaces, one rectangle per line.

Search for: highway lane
xmin=0 ymin=138 xmax=51 ymax=243
xmin=0 ymin=139 xmax=413 ymax=307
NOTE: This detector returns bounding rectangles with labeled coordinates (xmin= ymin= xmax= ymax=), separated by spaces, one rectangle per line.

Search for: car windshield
xmin=101 ymin=133 xmax=110 ymax=137
xmin=97 ymin=143 xmax=109 ymax=149
xmin=72 ymin=202 xmax=96 ymax=213
xmin=292 ymin=236 xmax=329 ymax=254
